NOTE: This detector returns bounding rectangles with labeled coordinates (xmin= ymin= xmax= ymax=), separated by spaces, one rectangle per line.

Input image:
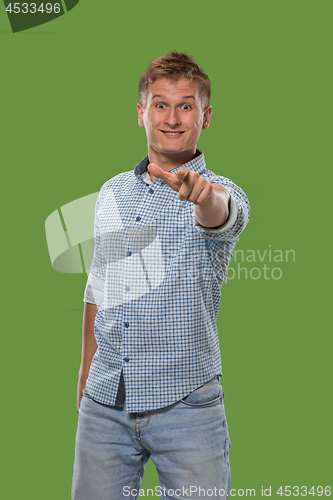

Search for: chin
xmin=161 ymin=142 xmax=188 ymax=152
xmin=152 ymin=144 xmax=184 ymax=154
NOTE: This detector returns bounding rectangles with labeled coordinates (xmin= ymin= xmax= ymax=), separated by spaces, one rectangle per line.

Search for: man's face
xmin=137 ymin=78 xmax=212 ymax=164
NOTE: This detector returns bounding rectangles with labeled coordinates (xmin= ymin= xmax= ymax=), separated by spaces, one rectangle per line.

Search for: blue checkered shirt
xmin=83 ymin=151 xmax=250 ymax=412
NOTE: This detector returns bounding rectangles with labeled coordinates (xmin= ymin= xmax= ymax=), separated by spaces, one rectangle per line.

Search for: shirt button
xmin=125 ymin=286 xmax=130 ymax=292
xmin=127 ymin=251 xmax=132 ymax=256
xmin=124 ymin=357 xmax=130 ymax=362
xmin=136 ymin=216 xmax=141 ymax=221
xmin=149 ymin=188 xmax=154 ymax=194
xmin=124 ymin=322 xmax=129 ymax=328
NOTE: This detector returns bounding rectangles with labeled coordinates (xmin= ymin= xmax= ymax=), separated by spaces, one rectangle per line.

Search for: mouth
xmin=161 ymin=131 xmax=185 ymax=137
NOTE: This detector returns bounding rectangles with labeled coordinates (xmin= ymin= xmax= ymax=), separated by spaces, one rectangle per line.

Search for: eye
xmin=156 ymin=103 xmax=166 ymax=109
xmin=181 ymin=104 xmax=191 ymax=110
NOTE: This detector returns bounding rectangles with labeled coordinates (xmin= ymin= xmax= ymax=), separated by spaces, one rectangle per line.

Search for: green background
xmin=1 ymin=1 xmax=332 ymax=498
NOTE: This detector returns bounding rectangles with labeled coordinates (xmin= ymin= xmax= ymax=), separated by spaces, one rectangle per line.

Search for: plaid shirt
xmin=84 ymin=151 xmax=250 ymax=412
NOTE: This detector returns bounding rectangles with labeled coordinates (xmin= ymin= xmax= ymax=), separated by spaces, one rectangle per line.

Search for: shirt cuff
xmin=193 ymin=195 xmax=238 ymax=234
xmin=83 ymin=272 xmax=105 ymax=305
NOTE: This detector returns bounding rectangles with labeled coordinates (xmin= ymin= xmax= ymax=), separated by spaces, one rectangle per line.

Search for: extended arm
xmin=76 ymin=302 xmax=99 ymax=413
xmin=148 ymin=163 xmax=231 ymax=228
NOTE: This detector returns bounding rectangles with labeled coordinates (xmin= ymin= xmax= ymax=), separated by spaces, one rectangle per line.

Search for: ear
xmin=202 ymin=105 xmax=213 ymax=130
xmin=137 ymin=103 xmax=145 ymax=128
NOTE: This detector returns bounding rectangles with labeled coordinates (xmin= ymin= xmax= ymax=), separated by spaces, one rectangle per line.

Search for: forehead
xmin=147 ymin=78 xmax=200 ymax=100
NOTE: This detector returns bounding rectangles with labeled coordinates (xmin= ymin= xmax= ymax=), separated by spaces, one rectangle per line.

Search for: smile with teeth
xmin=161 ymin=131 xmax=185 ymax=136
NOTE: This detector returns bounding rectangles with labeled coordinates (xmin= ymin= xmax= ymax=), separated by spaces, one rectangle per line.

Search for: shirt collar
xmin=134 ymin=150 xmax=206 ymax=185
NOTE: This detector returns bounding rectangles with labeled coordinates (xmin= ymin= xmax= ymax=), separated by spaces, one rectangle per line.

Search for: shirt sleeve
xmin=192 ymin=173 xmax=250 ymax=285
xmin=83 ymin=190 xmax=106 ymax=305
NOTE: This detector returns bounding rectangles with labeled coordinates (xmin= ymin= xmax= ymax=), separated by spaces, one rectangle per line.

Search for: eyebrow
xmin=151 ymin=94 xmax=196 ymax=100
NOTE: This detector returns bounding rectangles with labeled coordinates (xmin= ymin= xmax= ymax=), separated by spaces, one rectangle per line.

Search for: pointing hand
xmin=148 ymin=163 xmax=214 ymax=205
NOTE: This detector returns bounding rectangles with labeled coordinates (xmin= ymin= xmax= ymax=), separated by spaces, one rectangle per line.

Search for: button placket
xmin=135 ymin=179 xmax=159 ymax=222
xmin=122 ymin=180 xmax=159 ymax=377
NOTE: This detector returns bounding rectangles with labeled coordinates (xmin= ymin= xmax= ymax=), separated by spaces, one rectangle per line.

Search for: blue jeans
xmin=71 ymin=376 xmax=231 ymax=500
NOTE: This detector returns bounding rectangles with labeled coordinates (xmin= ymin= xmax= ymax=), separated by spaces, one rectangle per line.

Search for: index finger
xmin=148 ymin=163 xmax=182 ymax=192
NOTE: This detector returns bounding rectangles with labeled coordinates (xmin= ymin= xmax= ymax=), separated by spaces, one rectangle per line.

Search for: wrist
xmin=194 ymin=184 xmax=230 ymax=228
xmin=78 ymin=367 xmax=90 ymax=383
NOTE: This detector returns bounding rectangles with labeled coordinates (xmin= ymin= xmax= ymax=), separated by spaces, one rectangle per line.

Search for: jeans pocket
xmin=180 ymin=376 xmax=223 ymax=407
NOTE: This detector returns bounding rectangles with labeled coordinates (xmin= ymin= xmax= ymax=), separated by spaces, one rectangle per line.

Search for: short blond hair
xmin=139 ymin=52 xmax=211 ymax=109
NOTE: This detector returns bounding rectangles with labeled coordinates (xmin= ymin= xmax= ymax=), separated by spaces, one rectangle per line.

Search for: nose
xmin=164 ymin=106 xmax=181 ymax=128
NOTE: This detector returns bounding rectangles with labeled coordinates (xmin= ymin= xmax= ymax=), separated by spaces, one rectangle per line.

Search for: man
xmin=72 ymin=52 xmax=250 ymax=500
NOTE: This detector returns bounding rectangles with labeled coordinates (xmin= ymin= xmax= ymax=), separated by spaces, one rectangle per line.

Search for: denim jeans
xmin=71 ymin=376 xmax=231 ymax=500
